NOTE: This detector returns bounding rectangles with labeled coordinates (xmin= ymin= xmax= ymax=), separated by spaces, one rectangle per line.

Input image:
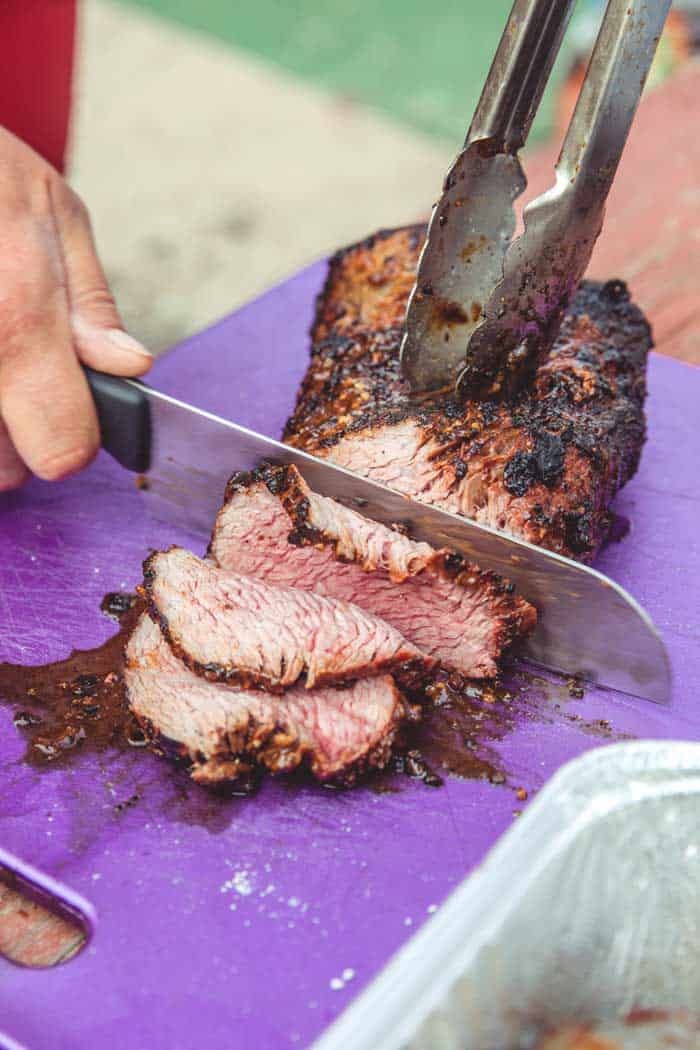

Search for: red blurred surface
xmin=525 ymin=64 xmax=700 ymax=366
xmin=0 ymin=0 xmax=76 ymax=172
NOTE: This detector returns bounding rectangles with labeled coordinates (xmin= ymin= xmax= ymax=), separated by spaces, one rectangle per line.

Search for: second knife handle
xmin=83 ymin=367 xmax=152 ymax=474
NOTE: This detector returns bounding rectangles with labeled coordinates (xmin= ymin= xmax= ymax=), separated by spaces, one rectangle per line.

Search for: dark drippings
xmin=567 ymin=675 xmax=585 ymax=699
xmin=0 ymin=595 xmax=142 ymax=767
xmin=392 ymin=674 xmax=523 ymax=789
xmin=391 ymin=750 xmax=444 ymax=788
xmin=101 ymin=591 xmax=139 ymax=621
xmin=373 ymin=665 xmax=628 ymax=795
xmin=0 ymin=595 xmax=630 ymax=800
xmin=606 ymin=512 xmax=631 ymax=545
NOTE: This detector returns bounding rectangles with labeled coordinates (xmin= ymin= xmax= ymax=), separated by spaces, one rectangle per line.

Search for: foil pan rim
xmin=314 ymin=740 xmax=700 ymax=1050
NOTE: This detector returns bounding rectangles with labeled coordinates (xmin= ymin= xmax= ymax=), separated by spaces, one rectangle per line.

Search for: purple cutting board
xmin=0 ymin=261 xmax=698 ymax=1050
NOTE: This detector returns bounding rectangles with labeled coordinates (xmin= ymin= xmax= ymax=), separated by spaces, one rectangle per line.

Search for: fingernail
xmin=105 ymin=328 xmax=152 ymax=358
xmin=72 ymin=315 xmax=152 ymax=359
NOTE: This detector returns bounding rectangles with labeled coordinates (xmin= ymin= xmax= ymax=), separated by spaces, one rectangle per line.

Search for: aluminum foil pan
xmin=314 ymin=741 xmax=700 ymax=1050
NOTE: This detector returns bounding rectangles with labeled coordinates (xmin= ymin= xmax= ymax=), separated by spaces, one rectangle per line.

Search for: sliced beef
xmin=210 ymin=464 xmax=536 ymax=678
xmin=125 ymin=613 xmax=405 ymax=785
xmin=143 ymin=547 xmax=426 ymax=692
xmin=283 ymin=226 xmax=651 ymax=562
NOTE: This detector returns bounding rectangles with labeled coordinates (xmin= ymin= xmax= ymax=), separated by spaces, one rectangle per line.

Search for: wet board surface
xmin=0 ymin=261 xmax=698 ymax=1050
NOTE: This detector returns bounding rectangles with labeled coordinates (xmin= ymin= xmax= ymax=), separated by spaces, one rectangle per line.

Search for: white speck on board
xmin=221 ymin=870 xmax=255 ymax=896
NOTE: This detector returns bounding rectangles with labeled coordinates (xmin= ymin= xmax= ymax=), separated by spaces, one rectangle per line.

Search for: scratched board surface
xmin=0 ymin=261 xmax=698 ymax=1049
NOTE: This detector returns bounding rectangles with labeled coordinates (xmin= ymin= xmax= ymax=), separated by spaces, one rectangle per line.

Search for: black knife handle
xmin=83 ymin=367 xmax=152 ymax=473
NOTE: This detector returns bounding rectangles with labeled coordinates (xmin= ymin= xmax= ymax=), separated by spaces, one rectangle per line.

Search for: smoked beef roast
xmin=283 ymin=226 xmax=650 ymax=562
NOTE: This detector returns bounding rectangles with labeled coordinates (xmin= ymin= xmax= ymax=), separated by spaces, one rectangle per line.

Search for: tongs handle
xmin=558 ymin=0 xmax=668 ymax=200
xmin=467 ymin=0 xmax=576 ymax=152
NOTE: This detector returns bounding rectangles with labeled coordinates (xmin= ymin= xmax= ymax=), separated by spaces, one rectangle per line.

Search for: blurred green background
xmin=71 ymin=0 xmax=692 ymax=353
xmin=116 ymin=0 xmax=569 ymax=142
xmin=79 ymin=0 xmax=601 ymax=352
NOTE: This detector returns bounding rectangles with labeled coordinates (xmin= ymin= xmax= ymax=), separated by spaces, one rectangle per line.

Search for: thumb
xmin=53 ymin=182 xmax=153 ymax=377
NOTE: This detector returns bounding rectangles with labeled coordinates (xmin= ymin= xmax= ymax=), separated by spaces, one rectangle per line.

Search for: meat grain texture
xmin=125 ymin=614 xmax=406 ymax=786
xmin=143 ymin=547 xmax=426 ymax=690
xmin=210 ymin=464 xmax=535 ymax=678
xmin=284 ymin=226 xmax=651 ymax=562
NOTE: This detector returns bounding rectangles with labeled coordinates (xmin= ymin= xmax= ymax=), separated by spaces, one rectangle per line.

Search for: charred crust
xmin=145 ymin=595 xmax=420 ymax=693
xmin=563 ymin=505 xmax=599 ymax=558
xmin=224 ymin=469 xmax=255 ymax=498
xmin=601 ymin=278 xmax=630 ymax=302
xmin=129 ymin=680 xmax=407 ymax=788
xmin=218 ymin=462 xmax=535 ymax=656
xmin=224 ymin=462 xmax=297 ymax=501
xmin=325 ymin=223 xmax=425 ymax=270
xmin=283 ymin=224 xmax=650 ymax=562
xmin=503 ymin=430 xmax=565 ymax=497
xmin=442 ymin=551 xmax=466 ymax=576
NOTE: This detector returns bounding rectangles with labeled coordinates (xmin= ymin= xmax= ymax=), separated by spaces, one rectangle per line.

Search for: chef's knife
xmin=85 ymin=368 xmax=671 ymax=704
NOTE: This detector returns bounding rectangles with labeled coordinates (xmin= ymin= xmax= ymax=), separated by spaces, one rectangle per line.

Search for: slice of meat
xmin=210 ymin=464 xmax=536 ymax=678
xmin=125 ymin=613 xmax=405 ymax=785
xmin=143 ymin=547 xmax=426 ymax=692
xmin=283 ymin=226 xmax=651 ymax=562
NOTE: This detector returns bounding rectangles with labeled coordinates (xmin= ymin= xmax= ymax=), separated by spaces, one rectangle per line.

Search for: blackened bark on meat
xmin=503 ymin=431 xmax=566 ymax=496
xmin=283 ymin=226 xmax=650 ymax=562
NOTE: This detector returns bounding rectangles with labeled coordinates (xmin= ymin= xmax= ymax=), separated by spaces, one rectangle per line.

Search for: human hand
xmin=0 ymin=127 xmax=152 ymax=491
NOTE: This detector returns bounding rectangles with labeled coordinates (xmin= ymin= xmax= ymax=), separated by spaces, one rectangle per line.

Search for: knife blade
xmin=86 ymin=369 xmax=671 ymax=704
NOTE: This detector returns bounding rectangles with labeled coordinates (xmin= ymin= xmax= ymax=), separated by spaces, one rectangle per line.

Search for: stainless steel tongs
xmin=400 ymin=0 xmax=672 ymax=399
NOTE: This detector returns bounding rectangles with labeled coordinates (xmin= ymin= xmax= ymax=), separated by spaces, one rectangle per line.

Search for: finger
xmin=52 ymin=182 xmax=153 ymax=377
xmin=0 ymin=224 xmax=101 ymax=482
xmin=71 ymin=315 xmax=154 ymax=378
xmin=0 ymin=417 xmax=29 ymax=492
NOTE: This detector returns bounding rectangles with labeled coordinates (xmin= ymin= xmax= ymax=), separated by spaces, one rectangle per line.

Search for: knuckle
xmin=0 ymin=239 xmax=63 ymax=344
xmin=59 ymin=184 xmax=91 ymax=230
xmin=71 ymin=283 xmax=117 ymax=315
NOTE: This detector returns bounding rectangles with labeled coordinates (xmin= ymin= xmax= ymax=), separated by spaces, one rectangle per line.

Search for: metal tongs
xmin=401 ymin=0 xmax=672 ymax=399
